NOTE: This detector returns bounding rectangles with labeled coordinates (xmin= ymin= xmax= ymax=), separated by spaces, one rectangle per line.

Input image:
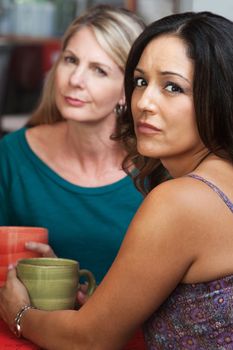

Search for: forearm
xmin=21 ymin=308 xmax=93 ymax=350
xmin=1 ymin=268 xmax=132 ymax=350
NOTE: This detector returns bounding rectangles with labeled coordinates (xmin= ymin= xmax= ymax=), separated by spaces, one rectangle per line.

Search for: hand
xmin=25 ymin=242 xmax=57 ymax=257
xmin=0 ymin=267 xmax=30 ymax=330
xmin=76 ymin=283 xmax=92 ymax=306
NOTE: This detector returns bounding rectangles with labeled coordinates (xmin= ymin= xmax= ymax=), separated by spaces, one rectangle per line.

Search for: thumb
xmin=7 ymin=265 xmax=17 ymax=279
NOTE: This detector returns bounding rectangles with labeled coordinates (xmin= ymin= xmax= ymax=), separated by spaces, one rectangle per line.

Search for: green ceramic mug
xmin=16 ymin=257 xmax=96 ymax=311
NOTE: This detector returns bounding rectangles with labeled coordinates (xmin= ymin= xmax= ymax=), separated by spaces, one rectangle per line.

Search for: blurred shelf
xmin=1 ymin=114 xmax=29 ymax=133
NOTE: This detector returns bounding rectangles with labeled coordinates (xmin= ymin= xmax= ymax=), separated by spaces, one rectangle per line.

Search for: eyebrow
xmin=63 ymin=49 xmax=112 ymax=72
xmin=134 ymin=67 xmax=191 ymax=84
xmin=134 ymin=67 xmax=144 ymax=74
xmin=161 ymin=70 xmax=191 ymax=84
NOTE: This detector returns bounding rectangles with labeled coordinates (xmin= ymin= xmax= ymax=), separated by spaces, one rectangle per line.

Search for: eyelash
xmin=164 ymin=81 xmax=184 ymax=94
xmin=64 ymin=55 xmax=76 ymax=64
xmin=133 ymin=76 xmax=147 ymax=88
xmin=94 ymin=67 xmax=107 ymax=76
xmin=133 ymin=77 xmax=184 ymax=95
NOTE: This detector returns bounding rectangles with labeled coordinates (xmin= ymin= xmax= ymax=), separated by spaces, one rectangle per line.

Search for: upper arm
xmin=73 ymin=179 xmax=198 ymax=346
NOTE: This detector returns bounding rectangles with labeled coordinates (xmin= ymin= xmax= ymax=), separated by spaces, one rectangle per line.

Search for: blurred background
xmin=0 ymin=0 xmax=233 ymax=136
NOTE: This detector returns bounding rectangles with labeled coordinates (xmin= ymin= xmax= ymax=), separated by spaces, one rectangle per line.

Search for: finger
xmin=25 ymin=241 xmax=48 ymax=252
xmin=25 ymin=242 xmax=56 ymax=257
xmin=76 ymin=290 xmax=89 ymax=306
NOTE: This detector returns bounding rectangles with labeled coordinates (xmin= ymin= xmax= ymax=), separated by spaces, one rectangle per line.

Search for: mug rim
xmin=17 ymin=257 xmax=79 ymax=268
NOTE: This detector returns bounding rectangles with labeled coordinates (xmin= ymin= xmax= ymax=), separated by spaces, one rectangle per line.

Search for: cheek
xmin=94 ymin=83 xmax=123 ymax=108
xmin=55 ymin=72 xmax=66 ymax=90
xmin=181 ymin=107 xmax=197 ymax=137
xmin=173 ymin=113 xmax=200 ymax=146
xmin=55 ymin=64 xmax=71 ymax=89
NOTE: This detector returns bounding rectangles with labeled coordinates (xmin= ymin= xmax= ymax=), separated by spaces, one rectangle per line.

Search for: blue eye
xmin=133 ymin=76 xmax=147 ymax=88
xmin=165 ymin=82 xmax=183 ymax=93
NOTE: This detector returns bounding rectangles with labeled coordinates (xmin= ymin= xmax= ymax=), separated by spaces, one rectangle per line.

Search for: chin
xmin=137 ymin=144 xmax=158 ymax=158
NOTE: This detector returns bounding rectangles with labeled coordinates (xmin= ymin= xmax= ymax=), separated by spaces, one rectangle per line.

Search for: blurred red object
xmin=123 ymin=328 xmax=146 ymax=350
xmin=0 ymin=319 xmax=40 ymax=349
xmin=0 ymin=226 xmax=48 ymax=286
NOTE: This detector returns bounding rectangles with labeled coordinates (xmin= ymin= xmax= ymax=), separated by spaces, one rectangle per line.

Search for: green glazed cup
xmin=16 ymin=257 xmax=96 ymax=311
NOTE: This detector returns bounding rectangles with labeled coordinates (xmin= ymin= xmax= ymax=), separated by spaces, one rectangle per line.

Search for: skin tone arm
xmin=0 ymin=177 xmax=224 ymax=350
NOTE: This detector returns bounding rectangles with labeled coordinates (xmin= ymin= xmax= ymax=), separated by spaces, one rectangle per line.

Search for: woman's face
xmin=131 ymin=35 xmax=204 ymax=167
xmin=55 ymin=27 xmax=124 ymax=124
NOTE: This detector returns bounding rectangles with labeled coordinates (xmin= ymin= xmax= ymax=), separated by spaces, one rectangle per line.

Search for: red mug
xmin=0 ymin=226 xmax=48 ymax=286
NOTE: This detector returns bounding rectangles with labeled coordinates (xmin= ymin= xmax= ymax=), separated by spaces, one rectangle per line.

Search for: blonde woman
xmin=0 ymin=5 xmax=146 ymax=349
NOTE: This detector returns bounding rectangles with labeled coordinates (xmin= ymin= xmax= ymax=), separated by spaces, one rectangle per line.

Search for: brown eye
xmin=133 ymin=77 xmax=147 ymax=87
xmin=165 ymin=82 xmax=183 ymax=93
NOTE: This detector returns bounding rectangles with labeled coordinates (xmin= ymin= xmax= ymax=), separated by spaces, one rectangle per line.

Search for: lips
xmin=66 ymin=96 xmax=87 ymax=102
xmin=65 ymin=96 xmax=88 ymax=107
xmin=136 ymin=121 xmax=161 ymax=134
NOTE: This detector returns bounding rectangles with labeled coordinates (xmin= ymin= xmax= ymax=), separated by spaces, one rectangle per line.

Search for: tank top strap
xmin=187 ymin=173 xmax=233 ymax=213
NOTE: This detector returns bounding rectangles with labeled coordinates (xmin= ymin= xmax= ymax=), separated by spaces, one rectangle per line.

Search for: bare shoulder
xmin=134 ymin=174 xmax=232 ymax=246
xmin=127 ymin=177 xmax=202 ymax=249
xmin=144 ymin=175 xmax=222 ymax=213
xmin=142 ymin=177 xmax=201 ymax=214
xmin=131 ymin=176 xmax=218 ymax=245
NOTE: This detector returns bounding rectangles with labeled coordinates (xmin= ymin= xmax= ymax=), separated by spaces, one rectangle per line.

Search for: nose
xmin=69 ymin=66 xmax=86 ymax=88
xmin=136 ymin=85 xmax=158 ymax=113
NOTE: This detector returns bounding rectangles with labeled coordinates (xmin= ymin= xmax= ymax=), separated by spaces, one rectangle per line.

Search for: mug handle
xmin=79 ymin=269 xmax=96 ymax=296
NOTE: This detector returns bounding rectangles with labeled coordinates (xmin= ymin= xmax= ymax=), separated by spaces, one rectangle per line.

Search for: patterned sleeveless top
xmin=143 ymin=174 xmax=233 ymax=349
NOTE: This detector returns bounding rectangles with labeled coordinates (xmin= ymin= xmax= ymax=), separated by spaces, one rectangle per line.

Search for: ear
xmin=118 ymin=91 xmax=126 ymax=106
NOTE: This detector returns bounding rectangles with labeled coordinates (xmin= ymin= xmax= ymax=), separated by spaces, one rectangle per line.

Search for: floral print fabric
xmin=144 ymin=175 xmax=233 ymax=349
xmin=144 ymin=276 xmax=233 ymax=349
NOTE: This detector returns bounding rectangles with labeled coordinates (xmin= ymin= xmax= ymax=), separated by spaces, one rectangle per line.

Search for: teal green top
xmin=0 ymin=128 xmax=143 ymax=284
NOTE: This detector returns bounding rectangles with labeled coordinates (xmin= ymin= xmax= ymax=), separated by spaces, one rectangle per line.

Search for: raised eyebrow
xmin=134 ymin=67 xmax=145 ymax=75
xmin=160 ymin=70 xmax=191 ymax=84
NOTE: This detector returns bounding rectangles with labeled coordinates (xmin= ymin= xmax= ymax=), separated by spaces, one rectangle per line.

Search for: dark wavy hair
xmin=115 ymin=11 xmax=233 ymax=195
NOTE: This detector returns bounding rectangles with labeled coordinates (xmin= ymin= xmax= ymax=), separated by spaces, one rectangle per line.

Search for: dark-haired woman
xmin=1 ymin=11 xmax=233 ymax=350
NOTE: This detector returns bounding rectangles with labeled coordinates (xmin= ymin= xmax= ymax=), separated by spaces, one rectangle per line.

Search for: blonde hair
xmin=28 ymin=4 xmax=145 ymax=126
